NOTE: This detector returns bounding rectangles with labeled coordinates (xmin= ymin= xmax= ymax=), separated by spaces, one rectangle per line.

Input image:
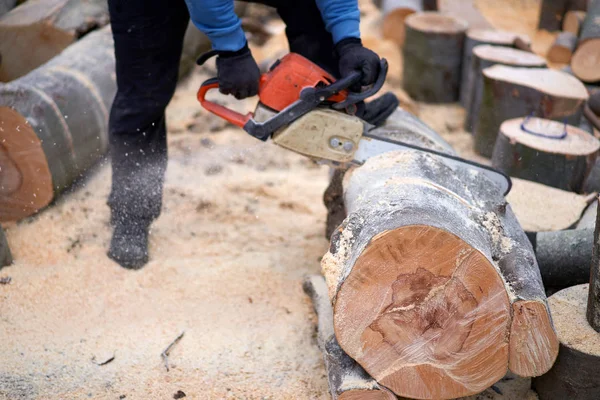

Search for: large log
xmin=464 ymin=45 xmax=546 ymax=132
xmin=572 ymin=0 xmax=600 ymax=82
xmin=0 ymin=0 xmax=110 ymax=82
xmin=459 ymin=29 xmax=530 ymax=108
xmin=303 ymin=275 xmax=397 ymax=400
xmin=322 ymin=129 xmax=558 ymax=399
xmin=473 ymin=65 xmax=589 ymax=157
xmin=0 ymin=225 xmax=11 ymax=268
xmin=547 ymin=31 xmax=578 ymax=63
xmin=402 ymin=12 xmax=468 ymax=103
xmin=381 ymin=0 xmax=422 ymax=45
xmin=0 ymin=27 xmax=115 ymax=222
xmin=492 ymin=117 xmax=600 ymax=192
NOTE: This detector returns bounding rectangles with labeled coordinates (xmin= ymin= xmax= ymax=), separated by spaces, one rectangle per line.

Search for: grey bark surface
xmin=590 ymin=90 xmax=600 ymax=115
xmin=402 ymin=12 xmax=467 ymax=103
xmin=584 ymin=157 xmax=600 ymax=193
xmin=459 ymin=31 xmax=519 ymax=107
xmin=0 ymin=27 xmax=115 ymax=196
xmin=0 ymin=225 xmax=11 ymax=268
xmin=580 ymin=0 xmax=600 ymax=43
xmin=578 ymin=200 xmax=598 ymax=229
xmin=473 ymin=66 xmax=588 ymax=157
xmin=0 ymin=0 xmax=110 ymax=82
xmin=0 ymin=0 xmax=16 ymax=17
xmin=302 ymin=275 xmax=396 ymax=400
xmin=587 ymin=198 xmax=600 ymax=331
xmin=529 ymin=229 xmax=594 ymax=288
xmin=547 ymin=31 xmax=578 ymax=63
xmin=465 ymin=46 xmax=545 ymax=132
xmin=491 ymin=121 xmax=599 ymax=192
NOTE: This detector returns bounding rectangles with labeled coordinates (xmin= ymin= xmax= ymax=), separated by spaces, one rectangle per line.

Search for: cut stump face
xmin=334 ymin=225 xmax=511 ymax=399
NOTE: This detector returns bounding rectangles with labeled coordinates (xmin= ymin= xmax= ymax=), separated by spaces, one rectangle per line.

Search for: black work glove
xmin=335 ymin=38 xmax=381 ymax=92
xmin=214 ymin=43 xmax=261 ymax=100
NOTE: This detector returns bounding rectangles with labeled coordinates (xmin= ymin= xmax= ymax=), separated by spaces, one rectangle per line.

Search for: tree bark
xmin=0 ymin=225 xmax=11 ymax=268
xmin=0 ymin=0 xmax=16 ymax=17
xmin=321 ymin=125 xmax=558 ymax=399
xmin=459 ymin=29 xmax=528 ymax=107
xmin=532 ymin=284 xmax=600 ymax=400
xmin=572 ymin=0 xmax=600 ymax=82
xmin=538 ymin=0 xmax=588 ymax=31
xmin=578 ymin=200 xmax=598 ymax=230
xmin=547 ymin=31 xmax=578 ymax=63
xmin=464 ymin=45 xmax=546 ymax=132
xmin=303 ymin=275 xmax=398 ymax=400
xmin=381 ymin=0 xmax=422 ymax=45
xmin=491 ymin=117 xmax=600 ymax=192
xmin=0 ymin=0 xmax=110 ymax=82
xmin=589 ymin=90 xmax=600 ymax=115
xmin=402 ymin=12 xmax=467 ymax=103
xmin=527 ymin=228 xmax=594 ymax=289
xmin=0 ymin=26 xmax=115 ymax=222
xmin=473 ymin=65 xmax=589 ymax=157
xmin=422 ymin=0 xmax=437 ymax=11
xmin=563 ymin=10 xmax=587 ymax=34
xmin=587 ymin=196 xmax=600 ymax=331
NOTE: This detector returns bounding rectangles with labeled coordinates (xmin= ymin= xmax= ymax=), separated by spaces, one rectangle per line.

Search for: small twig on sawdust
xmin=0 ymin=276 xmax=11 ymax=285
xmin=91 ymin=352 xmax=115 ymax=366
xmin=161 ymin=331 xmax=185 ymax=372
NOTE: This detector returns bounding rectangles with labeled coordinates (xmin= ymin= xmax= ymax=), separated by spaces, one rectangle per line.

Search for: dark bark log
xmin=381 ymin=0 xmax=422 ymax=45
xmin=0 ymin=225 xmax=11 ymax=268
xmin=0 ymin=27 xmax=115 ymax=222
xmin=572 ymin=0 xmax=600 ymax=82
xmin=578 ymin=200 xmax=598 ymax=229
xmin=538 ymin=0 xmax=570 ymax=31
xmin=464 ymin=45 xmax=545 ymax=132
xmin=402 ymin=12 xmax=467 ymax=103
xmin=422 ymin=0 xmax=437 ymax=10
xmin=533 ymin=284 xmax=600 ymax=400
xmin=459 ymin=29 xmax=527 ymax=108
xmin=587 ymin=197 xmax=600 ymax=331
xmin=0 ymin=0 xmax=110 ymax=82
xmin=527 ymin=229 xmax=594 ymax=289
xmin=590 ymin=90 xmax=600 ymax=115
xmin=547 ymin=31 xmax=578 ymax=63
xmin=302 ymin=275 xmax=398 ymax=400
xmin=322 ymin=114 xmax=558 ymax=399
xmin=491 ymin=117 xmax=600 ymax=192
xmin=473 ymin=65 xmax=589 ymax=157
xmin=563 ymin=10 xmax=587 ymax=34
xmin=584 ymin=156 xmax=600 ymax=193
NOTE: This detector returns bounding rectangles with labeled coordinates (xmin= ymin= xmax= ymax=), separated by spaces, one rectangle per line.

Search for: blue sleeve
xmin=314 ymin=0 xmax=361 ymax=44
xmin=184 ymin=0 xmax=247 ymax=51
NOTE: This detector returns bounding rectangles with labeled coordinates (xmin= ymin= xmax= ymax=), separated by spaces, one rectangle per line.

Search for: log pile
xmin=492 ymin=117 xmax=600 ymax=192
xmin=402 ymin=12 xmax=468 ymax=103
xmin=0 ymin=26 xmax=116 ymax=222
xmin=473 ymin=65 xmax=589 ymax=157
xmin=318 ymin=109 xmax=559 ymax=400
xmin=0 ymin=0 xmax=110 ymax=82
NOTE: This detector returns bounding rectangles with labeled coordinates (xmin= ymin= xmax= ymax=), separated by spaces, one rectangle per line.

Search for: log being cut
xmin=459 ymin=29 xmax=531 ymax=107
xmin=572 ymin=0 xmax=600 ymax=83
xmin=321 ymin=118 xmax=559 ymax=399
xmin=402 ymin=12 xmax=468 ymax=103
xmin=0 ymin=27 xmax=115 ymax=222
xmin=473 ymin=65 xmax=589 ymax=157
xmin=464 ymin=45 xmax=546 ymax=132
xmin=492 ymin=117 xmax=600 ymax=192
xmin=0 ymin=0 xmax=109 ymax=82
xmin=303 ymin=275 xmax=397 ymax=400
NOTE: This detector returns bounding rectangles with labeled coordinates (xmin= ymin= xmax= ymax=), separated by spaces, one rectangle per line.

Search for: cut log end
xmin=334 ymin=225 xmax=512 ymax=399
xmin=509 ymin=301 xmax=559 ymax=377
xmin=572 ymin=39 xmax=600 ymax=83
xmin=405 ymin=12 xmax=468 ymax=34
xmin=474 ymin=45 xmax=546 ymax=67
xmin=338 ymin=389 xmax=397 ymax=400
xmin=547 ymin=32 xmax=578 ymax=64
xmin=0 ymin=106 xmax=53 ymax=221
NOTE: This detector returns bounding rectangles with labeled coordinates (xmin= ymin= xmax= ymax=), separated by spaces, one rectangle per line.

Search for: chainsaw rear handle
xmin=332 ymin=58 xmax=389 ymax=110
xmin=196 ymin=77 xmax=254 ymax=128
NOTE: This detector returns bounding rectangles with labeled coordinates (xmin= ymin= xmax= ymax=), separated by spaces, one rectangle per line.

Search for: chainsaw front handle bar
xmin=196 ymin=78 xmax=254 ymax=128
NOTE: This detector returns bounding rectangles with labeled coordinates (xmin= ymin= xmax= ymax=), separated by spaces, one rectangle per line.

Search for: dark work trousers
xmin=107 ymin=0 xmax=339 ymax=223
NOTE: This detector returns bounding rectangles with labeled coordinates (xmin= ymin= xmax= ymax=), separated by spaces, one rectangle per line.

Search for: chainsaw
xmin=197 ymin=53 xmax=512 ymax=195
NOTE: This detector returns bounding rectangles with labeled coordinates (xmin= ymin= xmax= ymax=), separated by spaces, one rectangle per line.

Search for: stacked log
xmin=459 ymin=29 xmax=531 ymax=107
xmin=464 ymin=45 xmax=546 ymax=132
xmin=538 ymin=0 xmax=589 ymax=31
xmin=563 ymin=10 xmax=587 ymax=34
xmin=321 ymin=111 xmax=558 ymax=399
xmin=492 ymin=117 xmax=600 ymax=192
xmin=0 ymin=0 xmax=110 ymax=82
xmin=547 ymin=32 xmax=579 ymax=63
xmin=473 ymin=65 xmax=589 ymax=157
xmin=0 ymin=27 xmax=115 ymax=222
xmin=572 ymin=0 xmax=600 ymax=83
xmin=402 ymin=12 xmax=468 ymax=103
xmin=0 ymin=225 xmax=11 ymax=268
xmin=533 ymin=200 xmax=600 ymax=400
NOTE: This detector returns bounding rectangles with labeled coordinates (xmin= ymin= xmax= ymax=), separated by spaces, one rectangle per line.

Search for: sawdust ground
xmin=0 ymin=1 xmax=583 ymax=399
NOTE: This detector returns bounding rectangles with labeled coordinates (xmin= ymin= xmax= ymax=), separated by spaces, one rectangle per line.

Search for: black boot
xmin=108 ymin=218 xmax=151 ymax=270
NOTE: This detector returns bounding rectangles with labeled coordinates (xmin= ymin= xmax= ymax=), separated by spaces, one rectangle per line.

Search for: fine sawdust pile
xmin=0 ymin=1 xmax=581 ymax=399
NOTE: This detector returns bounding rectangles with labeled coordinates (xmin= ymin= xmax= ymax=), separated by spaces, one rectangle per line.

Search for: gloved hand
xmin=335 ymin=38 xmax=381 ymax=92
xmin=216 ymin=43 xmax=261 ymax=100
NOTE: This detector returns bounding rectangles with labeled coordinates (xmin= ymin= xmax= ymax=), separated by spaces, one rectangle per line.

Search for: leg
xmin=107 ymin=0 xmax=189 ymax=268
